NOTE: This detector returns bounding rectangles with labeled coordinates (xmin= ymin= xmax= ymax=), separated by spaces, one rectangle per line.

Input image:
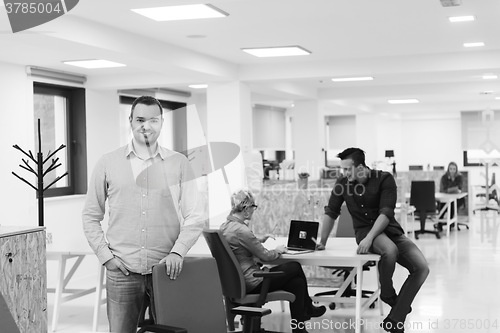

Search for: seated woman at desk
xmin=220 ymin=189 xmax=326 ymax=333
xmin=437 ymin=161 xmax=465 ymax=227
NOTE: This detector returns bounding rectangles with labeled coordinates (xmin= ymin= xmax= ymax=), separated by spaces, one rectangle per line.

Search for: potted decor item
xmin=297 ymin=172 xmax=310 ymax=189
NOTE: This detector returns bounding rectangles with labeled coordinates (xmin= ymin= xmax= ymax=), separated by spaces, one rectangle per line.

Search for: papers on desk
xmin=263 ymin=237 xmax=285 ymax=250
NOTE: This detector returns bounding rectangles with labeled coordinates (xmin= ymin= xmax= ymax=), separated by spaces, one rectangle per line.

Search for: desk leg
xmin=446 ymin=201 xmax=451 ymax=238
xmin=355 ymin=265 xmax=362 ymax=333
xmin=92 ymin=265 xmax=106 ymax=332
xmin=51 ymin=256 xmax=67 ymax=332
xmin=401 ymin=212 xmax=408 ymax=236
xmin=377 ymin=262 xmax=383 ymax=316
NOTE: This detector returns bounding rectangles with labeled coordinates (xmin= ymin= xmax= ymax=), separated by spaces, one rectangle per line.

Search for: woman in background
xmin=440 ymin=162 xmax=463 ymax=195
xmin=220 ymin=189 xmax=326 ymax=333
xmin=437 ymin=161 xmax=465 ymax=229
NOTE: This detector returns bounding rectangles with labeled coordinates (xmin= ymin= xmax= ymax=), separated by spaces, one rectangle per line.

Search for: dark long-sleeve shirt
xmin=324 ymin=169 xmax=404 ymax=239
xmin=440 ymin=173 xmax=463 ymax=193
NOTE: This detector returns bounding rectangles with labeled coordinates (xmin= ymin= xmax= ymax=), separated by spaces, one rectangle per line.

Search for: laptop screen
xmin=287 ymin=220 xmax=319 ymax=250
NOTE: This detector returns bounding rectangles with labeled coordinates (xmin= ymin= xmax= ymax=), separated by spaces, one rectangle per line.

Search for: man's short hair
xmin=337 ymin=147 xmax=366 ymax=167
xmin=130 ymin=96 xmax=163 ymax=119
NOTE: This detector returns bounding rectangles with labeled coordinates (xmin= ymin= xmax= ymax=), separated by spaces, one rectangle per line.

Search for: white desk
xmin=435 ymin=192 xmax=468 ymax=237
xmin=56 ymin=237 xmax=381 ymax=333
xmin=189 ymin=236 xmax=381 ymax=333
xmin=46 ymin=248 xmax=105 ymax=332
xmin=406 ymin=192 xmax=468 ymax=238
xmin=395 ymin=203 xmax=416 ymax=238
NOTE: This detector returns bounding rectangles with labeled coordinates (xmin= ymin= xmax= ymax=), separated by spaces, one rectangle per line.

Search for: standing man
xmin=317 ymin=148 xmax=429 ymax=333
xmin=83 ymin=96 xmax=204 ymax=333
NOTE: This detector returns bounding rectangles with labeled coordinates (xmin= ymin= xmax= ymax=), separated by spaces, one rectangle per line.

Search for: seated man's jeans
xmin=366 ymin=233 xmax=429 ymax=323
xmin=106 ymin=269 xmax=155 ymax=333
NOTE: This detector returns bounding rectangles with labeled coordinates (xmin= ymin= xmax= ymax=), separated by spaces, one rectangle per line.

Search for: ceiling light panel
xmin=463 ymin=42 xmax=485 ymax=47
xmin=63 ymin=60 xmax=126 ymax=69
xmin=482 ymin=74 xmax=498 ymax=80
xmin=188 ymin=84 xmax=208 ymax=89
xmin=449 ymin=15 xmax=475 ymax=22
xmin=242 ymin=46 xmax=311 ymax=57
xmin=387 ymin=99 xmax=419 ymax=104
xmin=331 ymin=77 xmax=374 ymax=82
xmin=131 ymin=4 xmax=228 ymax=21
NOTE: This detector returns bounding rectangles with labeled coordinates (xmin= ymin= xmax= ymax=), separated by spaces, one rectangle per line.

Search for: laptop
xmin=286 ymin=220 xmax=319 ymax=254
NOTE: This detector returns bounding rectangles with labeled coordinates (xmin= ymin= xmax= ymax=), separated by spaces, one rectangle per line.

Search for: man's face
xmin=340 ymin=158 xmax=362 ymax=182
xmin=130 ymin=103 xmax=163 ymax=147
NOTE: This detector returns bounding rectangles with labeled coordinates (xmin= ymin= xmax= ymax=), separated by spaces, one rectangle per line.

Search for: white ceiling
xmin=1 ymin=0 xmax=500 ymax=116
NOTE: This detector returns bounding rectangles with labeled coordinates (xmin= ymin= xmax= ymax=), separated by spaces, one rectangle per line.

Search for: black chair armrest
xmin=231 ymin=306 xmax=272 ymax=317
xmin=252 ymin=270 xmax=286 ymax=307
xmin=137 ymin=324 xmax=187 ymax=333
xmin=253 ymin=271 xmax=285 ymax=278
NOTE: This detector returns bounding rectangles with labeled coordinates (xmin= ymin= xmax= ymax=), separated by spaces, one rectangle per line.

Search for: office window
xmin=33 ymin=83 xmax=87 ymax=197
xmin=461 ymin=110 xmax=500 ymax=166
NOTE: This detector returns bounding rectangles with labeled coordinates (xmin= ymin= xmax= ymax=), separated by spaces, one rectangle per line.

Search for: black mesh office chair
xmin=314 ymin=204 xmax=376 ymax=310
xmin=203 ymin=229 xmax=295 ymax=332
xmin=411 ymin=181 xmax=440 ymax=239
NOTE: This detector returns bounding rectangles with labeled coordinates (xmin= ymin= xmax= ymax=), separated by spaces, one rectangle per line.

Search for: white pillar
xmin=291 ymin=100 xmax=323 ymax=180
xmin=206 ymin=81 xmax=252 ymax=227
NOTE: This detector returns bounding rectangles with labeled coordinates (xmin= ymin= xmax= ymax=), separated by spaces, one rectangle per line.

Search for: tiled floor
xmin=47 ymin=212 xmax=500 ymax=332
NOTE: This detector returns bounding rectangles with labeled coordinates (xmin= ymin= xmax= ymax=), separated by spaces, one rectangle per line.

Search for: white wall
xmin=398 ymin=115 xmax=462 ymax=170
xmin=0 ymin=62 xmax=37 ymax=226
xmin=253 ymin=105 xmax=286 ymax=149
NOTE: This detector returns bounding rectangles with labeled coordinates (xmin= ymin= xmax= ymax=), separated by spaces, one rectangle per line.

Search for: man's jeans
xmin=106 ymin=270 xmax=155 ymax=333
xmin=367 ymin=233 xmax=429 ymax=323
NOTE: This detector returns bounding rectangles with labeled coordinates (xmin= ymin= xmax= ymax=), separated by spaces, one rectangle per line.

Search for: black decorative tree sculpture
xmin=12 ymin=118 xmax=68 ymax=227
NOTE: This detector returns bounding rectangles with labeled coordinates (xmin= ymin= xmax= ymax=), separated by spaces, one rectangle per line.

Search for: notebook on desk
xmin=286 ymin=220 xmax=319 ymax=254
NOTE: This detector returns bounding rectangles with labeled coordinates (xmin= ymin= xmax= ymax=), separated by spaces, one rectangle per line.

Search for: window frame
xmin=33 ymin=82 xmax=87 ymax=197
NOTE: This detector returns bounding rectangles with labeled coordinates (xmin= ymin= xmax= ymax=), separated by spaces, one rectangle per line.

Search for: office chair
xmin=314 ymin=204 xmax=376 ymax=310
xmin=411 ymin=181 xmax=440 ymax=239
xmin=138 ymin=257 xmax=272 ymax=333
xmin=203 ymin=229 xmax=295 ymax=332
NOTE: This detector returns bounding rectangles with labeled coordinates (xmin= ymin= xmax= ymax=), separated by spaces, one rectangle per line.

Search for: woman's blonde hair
xmin=230 ymin=188 xmax=255 ymax=213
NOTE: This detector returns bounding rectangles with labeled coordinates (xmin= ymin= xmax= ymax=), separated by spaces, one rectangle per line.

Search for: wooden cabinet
xmin=0 ymin=227 xmax=47 ymax=333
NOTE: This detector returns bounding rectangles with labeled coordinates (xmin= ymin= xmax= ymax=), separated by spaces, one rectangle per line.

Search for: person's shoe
xmin=306 ymin=304 xmax=327 ymax=318
xmin=381 ymin=317 xmax=405 ymax=333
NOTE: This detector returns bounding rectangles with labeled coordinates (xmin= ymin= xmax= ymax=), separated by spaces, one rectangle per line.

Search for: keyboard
xmin=285 ymin=248 xmax=314 ymax=255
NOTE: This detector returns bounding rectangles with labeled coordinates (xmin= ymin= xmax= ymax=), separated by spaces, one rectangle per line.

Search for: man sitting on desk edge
xmin=316 ymin=147 xmax=429 ymax=333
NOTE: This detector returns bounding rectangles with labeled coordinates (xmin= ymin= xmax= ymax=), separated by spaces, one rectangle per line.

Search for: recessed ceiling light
xmin=387 ymin=99 xmax=419 ymax=104
xmin=495 ymin=97 xmax=500 ymax=100
xmin=63 ymin=59 xmax=126 ymax=69
xmin=331 ymin=76 xmax=374 ymax=82
xmin=241 ymin=46 xmax=311 ymax=57
xmin=482 ymin=74 xmax=498 ymax=80
xmin=449 ymin=15 xmax=475 ymax=22
xmin=188 ymin=84 xmax=208 ymax=89
xmin=131 ymin=4 xmax=228 ymax=21
xmin=463 ymin=42 xmax=485 ymax=47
